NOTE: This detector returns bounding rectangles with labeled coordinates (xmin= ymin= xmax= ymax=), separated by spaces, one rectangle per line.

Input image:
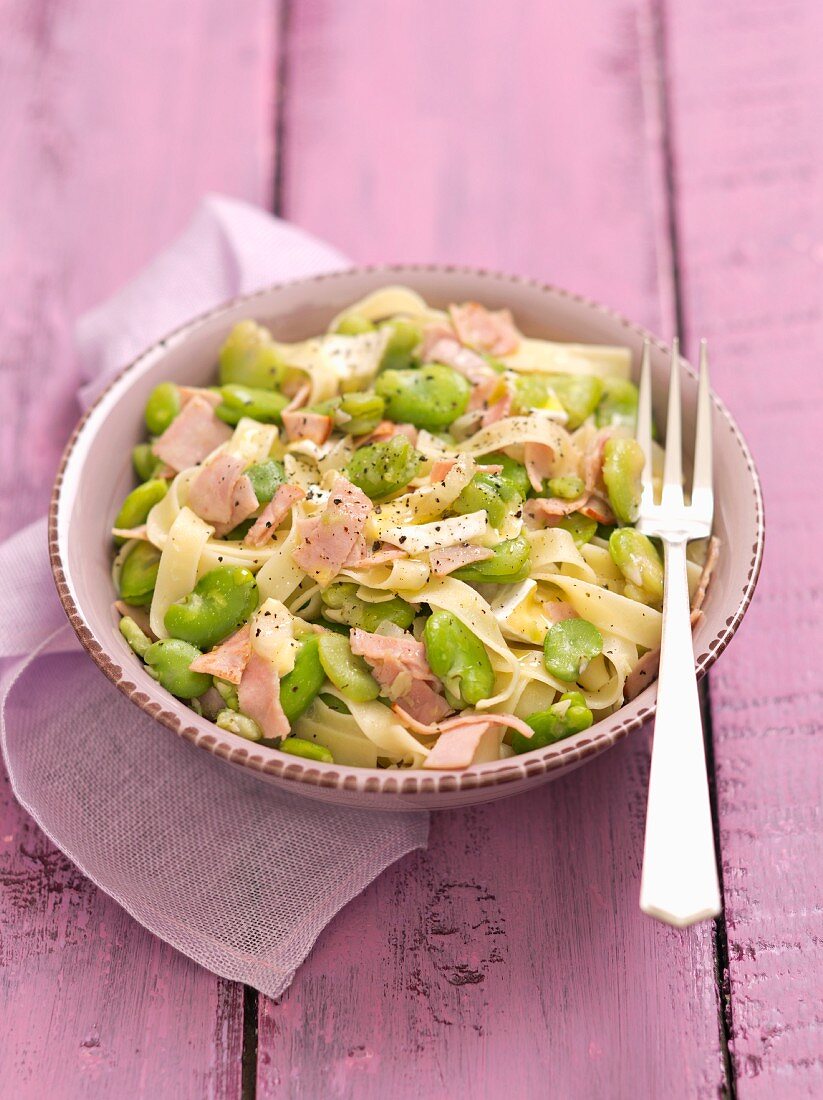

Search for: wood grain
xmin=665 ymin=1 xmax=823 ymax=1094
xmin=260 ymin=3 xmax=727 ymax=1096
xmin=0 ymin=1 xmax=277 ymax=1095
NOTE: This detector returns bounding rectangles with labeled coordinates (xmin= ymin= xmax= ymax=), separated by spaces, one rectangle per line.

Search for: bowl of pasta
xmin=49 ymin=267 xmax=764 ymax=809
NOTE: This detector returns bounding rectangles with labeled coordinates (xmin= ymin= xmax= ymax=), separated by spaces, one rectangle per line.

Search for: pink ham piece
xmin=449 ymin=302 xmax=520 ymax=357
xmin=244 ymin=485 xmax=306 ymax=548
xmin=429 ymin=458 xmax=455 ymax=482
xmin=481 ymin=390 xmax=513 ymax=427
xmin=356 ymin=419 xmax=419 ymax=447
xmin=419 ymin=327 xmax=493 ymax=384
xmin=344 ymin=540 xmax=407 ymax=568
xmin=523 ymin=441 xmax=557 ymax=493
xmin=582 ymin=429 xmax=613 ymax=494
xmin=238 ymin=650 xmax=290 ymax=740
xmin=579 ymin=495 xmax=616 ymax=525
xmin=523 ymin=495 xmax=590 ymax=527
xmin=292 ymin=476 xmax=372 ymax=586
xmin=178 ymin=386 xmax=222 ymax=409
xmin=189 ymin=624 xmax=252 ymax=685
xmin=422 ymin=721 xmax=493 ymax=770
xmin=393 ymin=707 xmax=534 ymax=747
xmin=428 ymin=543 xmax=494 ymax=577
xmin=187 ymin=452 xmax=259 ymax=537
xmin=114 ymin=600 xmax=154 ymax=638
xmin=282 ymin=409 xmax=333 ymax=445
xmin=691 ymin=536 xmax=720 ymax=613
xmin=350 ymin=629 xmax=452 ymax=726
xmin=544 ymin=601 xmax=579 ymax=623
xmin=282 ymin=383 xmax=311 ymax=415
xmin=152 ymin=395 xmax=233 ymax=472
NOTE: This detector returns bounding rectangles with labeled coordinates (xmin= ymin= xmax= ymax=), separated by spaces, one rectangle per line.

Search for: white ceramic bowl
xmin=49 ymin=267 xmax=764 ymax=810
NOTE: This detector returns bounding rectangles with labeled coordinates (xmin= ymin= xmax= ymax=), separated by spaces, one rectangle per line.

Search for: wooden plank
xmin=0 ymin=1 xmax=278 ymax=1095
xmin=664 ymin=1 xmax=823 ymax=1094
xmin=261 ymin=3 xmax=727 ymax=1096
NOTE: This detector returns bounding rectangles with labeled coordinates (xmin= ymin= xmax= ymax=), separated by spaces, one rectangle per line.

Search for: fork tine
xmin=636 ymin=340 xmax=654 ymax=511
xmin=661 ymin=338 xmax=684 ymax=508
xmin=691 ymin=339 xmax=713 ymax=519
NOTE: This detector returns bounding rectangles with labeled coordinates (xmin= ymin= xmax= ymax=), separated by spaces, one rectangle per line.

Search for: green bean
xmin=345 ymin=435 xmax=422 ymax=500
xmin=143 ymin=638 xmax=212 ymax=699
xmin=510 ymin=691 xmax=594 ymax=754
xmin=218 ymin=319 xmax=286 ymax=390
xmin=379 ymin=318 xmax=423 ymax=372
xmin=119 ymin=615 xmax=152 ymax=658
xmin=546 ymin=374 xmax=603 ymax=429
xmin=596 ymin=377 xmax=639 ymax=430
xmin=336 ymin=391 xmax=386 ymax=436
xmin=132 ymin=443 xmax=163 ymax=482
xmin=320 ymin=582 xmax=415 ymax=632
xmin=375 ymin=365 xmax=470 ymax=430
xmin=279 ymin=737 xmax=334 ymax=764
xmin=118 ymin=541 xmax=161 ymax=606
xmin=546 ymin=475 xmax=585 ymax=501
xmin=543 ymin=618 xmax=603 ymax=682
xmin=558 ymin=513 xmax=598 ymax=546
xmin=602 ymin=437 xmax=645 ymax=525
xmin=609 ymin=527 xmax=664 ymax=606
xmin=452 ymin=534 xmax=531 ymax=584
xmin=423 ymin=610 xmax=494 ymax=708
xmin=145 ymin=382 xmax=181 ymax=436
xmin=164 ymin=566 xmax=259 ymax=650
xmin=214 ymin=678 xmax=239 ymax=711
xmin=216 ymin=708 xmax=263 ymax=741
xmin=114 ymin=479 xmax=168 ymax=542
xmin=480 ymin=452 xmax=532 ymax=500
xmin=317 ymin=633 xmax=380 ymax=703
xmin=215 ymin=384 xmax=289 ymax=426
xmin=334 ymin=312 xmax=376 ymax=336
xmin=244 ymin=459 xmax=285 ymax=504
xmin=279 ymin=635 xmax=326 ymax=723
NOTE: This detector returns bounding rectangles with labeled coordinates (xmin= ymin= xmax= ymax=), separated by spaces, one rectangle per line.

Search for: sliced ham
xmin=292 ymin=476 xmax=372 ymax=586
xmin=356 ymin=420 xmax=419 ymax=447
xmin=523 ymin=441 xmax=557 ymax=493
xmin=482 ymin=391 xmax=513 ymax=428
xmin=237 ymin=651 xmax=290 ymax=740
xmin=429 ymin=458 xmax=456 ymax=482
xmin=245 ymin=485 xmax=306 ymax=548
xmin=152 ymin=395 xmax=232 ymax=472
xmin=419 ymin=328 xmax=493 ymax=384
xmin=350 ymin=628 xmax=451 ymax=725
xmin=178 ymin=386 xmax=222 ymax=410
xmin=344 ymin=539 xmax=407 ymax=568
xmin=114 ymin=600 xmax=155 ymax=639
xmin=428 ymin=543 xmax=494 ymax=577
xmin=282 ymin=382 xmax=311 ymax=414
xmin=582 ymin=429 xmax=613 ymax=494
xmin=189 ymin=624 xmax=252 ymax=685
xmin=624 ymin=607 xmax=703 ymax=701
xmin=282 ymin=409 xmax=333 ymax=445
xmin=579 ymin=495 xmax=616 ymax=525
xmin=187 ymin=452 xmax=259 ymax=537
xmin=544 ymin=601 xmax=579 ymax=623
xmin=524 ymin=495 xmax=590 ymax=526
xmin=393 ymin=708 xmax=534 ymax=742
xmin=449 ymin=302 xmax=520 ymax=357
xmin=422 ymin=721 xmax=494 ymax=770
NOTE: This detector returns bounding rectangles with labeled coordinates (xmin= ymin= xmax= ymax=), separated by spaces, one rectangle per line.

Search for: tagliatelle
xmin=112 ymin=286 xmax=718 ymax=772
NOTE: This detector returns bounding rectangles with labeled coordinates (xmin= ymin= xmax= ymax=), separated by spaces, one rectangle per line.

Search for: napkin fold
xmin=0 ymin=197 xmax=429 ymax=999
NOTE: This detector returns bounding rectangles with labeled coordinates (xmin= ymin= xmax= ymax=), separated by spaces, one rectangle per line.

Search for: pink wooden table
xmin=1 ymin=1 xmax=819 ymax=1096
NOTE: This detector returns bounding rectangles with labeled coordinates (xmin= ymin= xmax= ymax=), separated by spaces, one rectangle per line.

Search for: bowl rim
xmin=49 ymin=263 xmax=765 ymax=800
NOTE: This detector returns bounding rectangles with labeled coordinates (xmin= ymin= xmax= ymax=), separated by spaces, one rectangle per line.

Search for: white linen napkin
xmin=0 ymin=196 xmax=429 ymax=999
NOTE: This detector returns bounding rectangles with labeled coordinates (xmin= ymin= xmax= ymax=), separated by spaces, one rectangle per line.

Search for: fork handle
xmin=639 ymin=537 xmax=721 ymax=927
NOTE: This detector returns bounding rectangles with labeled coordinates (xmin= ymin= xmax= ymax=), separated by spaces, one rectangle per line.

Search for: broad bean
xmin=375 ymin=365 xmax=470 ymax=430
xmin=543 ymin=618 xmax=603 ymax=682
xmin=119 ymin=615 xmax=152 ymax=658
xmin=245 ymin=459 xmax=286 ymax=504
xmin=452 ymin=534 xmax=531 ymax=584
xmin=216 ymin=708 xmax=262 ymax=741
xmin=345 ymin=435 xmax=421 ymax=500
xmin=379 ymin=318 xmax=423 ymax=372
xmin=558 ymin=513 xmax=598 ymax=546
xmin=334 ymin=312 xmax=375 ymax=336
xmin=480 ymin=452 xmax=532 ymax=500
xmin=546 ymin=475 xmax=585 ymax=501
xmin=143 ymin=638 xmax=212 ymax=699
xmin=317 ymin=633 xmax=380 ymax=703
xmin=215 ymin=384 xmax=289 ymax=426
xmin=596 ymin=377 xmax=639 ymax=430
xmin=164 ymin=566 xmax=259 ymax=649
xmin=279 ymin=635 xmax=326 ymax=723
xmin=114 ymin=478 xmax=168 ymax=541
xmin=320 ymin=582 xmax=415 ymax=633
xmin=512 ymin=374 xmax=566 ymax=417
xmin=214 ymin=678 xmax=239 ymax=711
xmin=132 ymin=443 xmax=162 ymax=482
xmin=145 ymin=382 xmax=181 ymax=436
xmin=423 ymin=610 xmax=495 ymax=708
xmin=510 ymin=691 xmax=594 ymax=754
xmin=335 ymin=391 xmax=385 ymax=436
xmin=609 ymin=527 xmax=664 ymax=606
xmin=218 ymin=319 xmax=285 ymax=390
xmin=602 ymin=437 xmax=644 ymax=525
xmin=118 ymin=541 xmax=161 ymax=606
xmin=545 ymin=374 xmax=604 ymax=429
xmin=452 ymin=471 xmax=513 ymax=528
xmin=279 ymin=737 xmax=335 ymax=764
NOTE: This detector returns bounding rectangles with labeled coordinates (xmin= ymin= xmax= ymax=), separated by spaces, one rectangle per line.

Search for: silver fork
xmin=636 ymin=338 xmax=721 ymax=927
